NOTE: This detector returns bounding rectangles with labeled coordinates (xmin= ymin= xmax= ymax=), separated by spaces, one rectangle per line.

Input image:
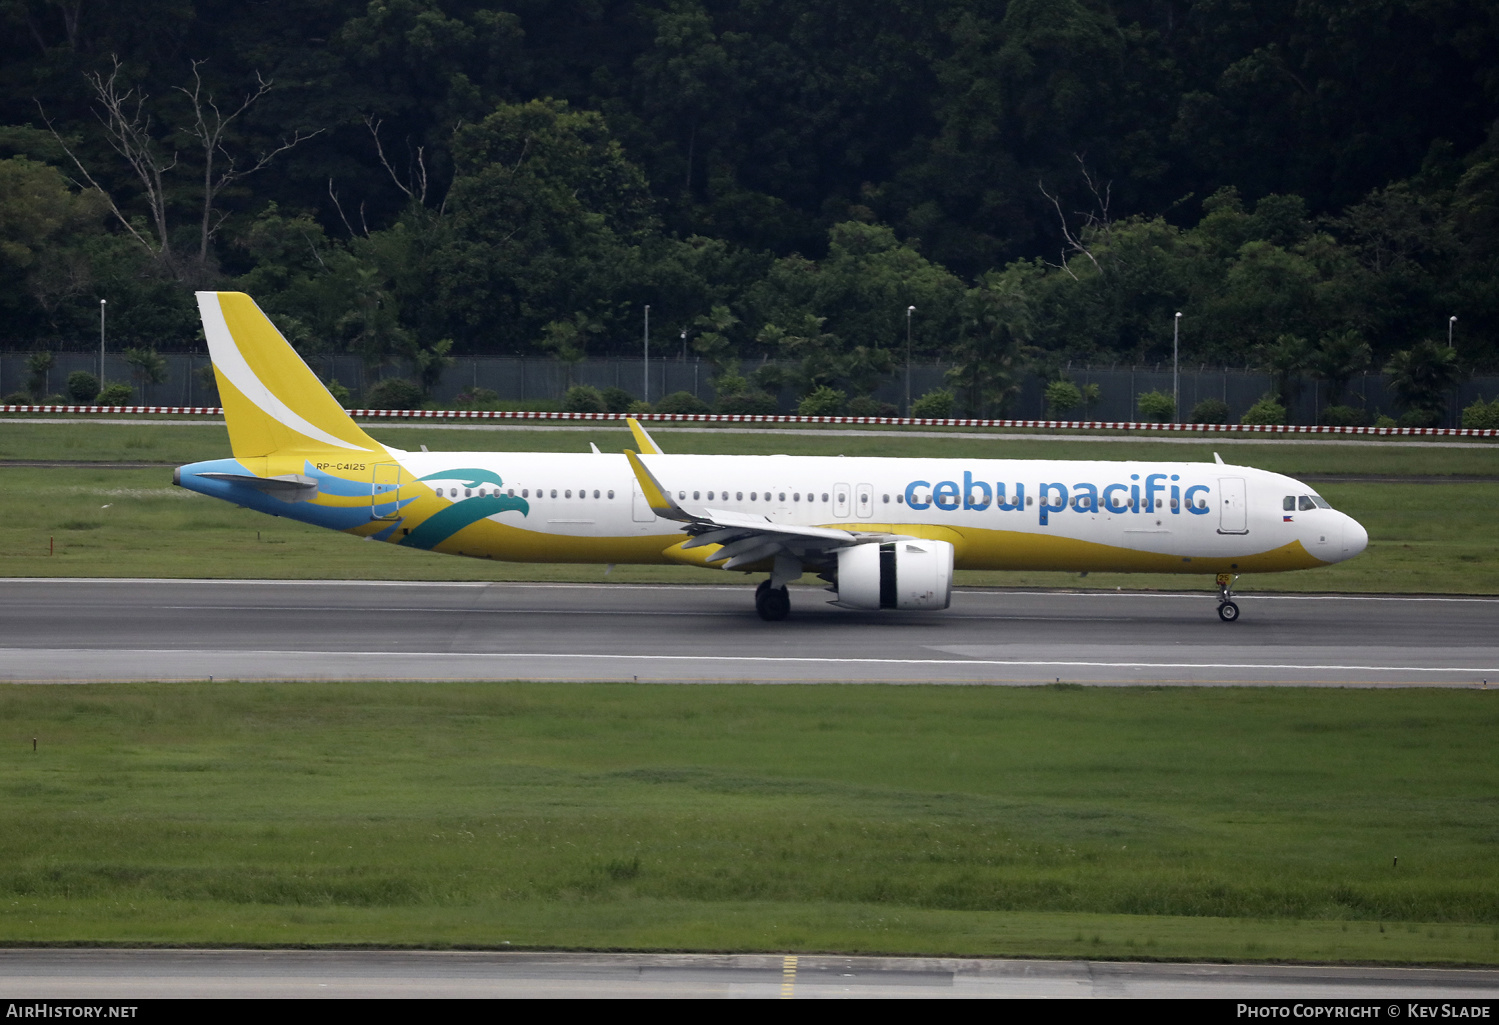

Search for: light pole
xmin=643 ymin=305 xmax=650 ymax=405
xmin=905 ymin=305 xmax=916 ymax=416
xmin=1173 ymin=311 xmax=1182 ymax=423
xmin=1449 ymin=315 xmax=1457 ymax=352
xmin=99 ymin=299 xmax=107 ymax=389
xmin=681 ymin=327 xmax=687 ymax=361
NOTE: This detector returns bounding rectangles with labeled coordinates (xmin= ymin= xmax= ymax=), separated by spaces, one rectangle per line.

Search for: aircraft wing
xmin=624 ymin=450 xmax=889 ymax=570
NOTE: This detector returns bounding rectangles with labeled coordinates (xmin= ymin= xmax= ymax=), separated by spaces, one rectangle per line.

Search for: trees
xmin=1384 ymin=340 xmax=1462 ymax=424
xmin=42 ymin=56 xmax=318 ymax=282
xmin=1309 ymin=330 xmax=1372 ymax=407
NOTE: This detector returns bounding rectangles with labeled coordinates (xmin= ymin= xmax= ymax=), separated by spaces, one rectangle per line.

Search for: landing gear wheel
xmin=1214 ymin=572 xmax=1241 ymax=623
xmin=756 ymin=583 xmax=790 ymax=621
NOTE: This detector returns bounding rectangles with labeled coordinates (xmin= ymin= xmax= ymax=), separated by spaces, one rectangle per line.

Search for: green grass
xmin=3 ymin=419 xmax=1499 ymax=476
xmin=3 ymin=682 xmax=1497 ymax=962
xmin=1 ymin=467 xmax=1493 ymax=592
xmin=2 ymin=421 xmax=1495 ymax=591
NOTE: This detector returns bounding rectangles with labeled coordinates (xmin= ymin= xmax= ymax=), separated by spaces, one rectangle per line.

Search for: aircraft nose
xmin=1341 ymin=515 xmax=1368 ymax=560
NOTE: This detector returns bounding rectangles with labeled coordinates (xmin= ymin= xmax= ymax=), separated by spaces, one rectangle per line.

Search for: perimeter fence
xmin=4 ymin=352 xmax=1498 ymax=428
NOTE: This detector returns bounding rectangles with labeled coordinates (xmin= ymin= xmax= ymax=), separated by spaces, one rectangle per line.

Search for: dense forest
xmin=2 ymin=1 xmax=1497 ymax=422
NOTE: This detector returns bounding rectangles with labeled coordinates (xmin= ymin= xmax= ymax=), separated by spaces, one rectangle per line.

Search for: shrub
xmin=627 ymin=400 xmax=654 ymax=415
xmin=911 ymin=388 xmax=955 ymax=419
xmin=1135 ymin=389 xmax=1176 ymax=422
xmin=327 ymin=379 xmax=353 ymax=408
xmin=846 ymin=395 xmax=884 ymax=417
xmin=656 ymin=390 xmax=711 ymax=415
xmin=1240 ymin=394 xmax=1287 ymax=425
xmin=1398 ymin=407 xmax=1440 ymax=428
xmin=1461 ymin=397 xmax=1499 ymax=430
xmin=67 ymin=370 xmax=100 ymax=402
xmin=96 ymin=382 xmax=133 ymax=406
xmin=600 ymin=386 xmax=636 ymax=414
xmin=26 ymin=352 xmax=54 ymax=399
xmin=716 ymin=391 xmax=778 ymax=415
xmin=365 ymin=377 xmax=424 ymax=410
xmin=1189 ymin=398 xmax=1231 ymax=424
xmin=1373 ymin=414 xmax=1398 ymax=428
xmin=1045 ymin=379 xmax=1083 ymax=417
xmin=562 ymin=385 xmax=607 ymax=413
xmin=1321 ymin=404 xmax=1367 ymax=427
xmin=797 ymin=386 xmax=846 ymax=416
xmin=3 ymin=391 xmax=31 ymax=405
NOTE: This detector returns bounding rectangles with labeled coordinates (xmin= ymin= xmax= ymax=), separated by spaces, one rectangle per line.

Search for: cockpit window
xmin=1310 ymin=494 xmax=1331 ymax=509
xmin=1284 ymin=496 xmax=1296 ymax=511
xmin=1298 ymin=495 xmax=1316 ymax=511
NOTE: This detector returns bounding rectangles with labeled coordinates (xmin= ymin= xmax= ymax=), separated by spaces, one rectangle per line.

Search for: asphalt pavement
xmin=0 ymin=579 xmax=1494 ymax=686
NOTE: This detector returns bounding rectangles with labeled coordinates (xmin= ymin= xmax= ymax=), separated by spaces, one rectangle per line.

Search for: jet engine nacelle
xmin=833 ymin=539 xmax=954 ymax=610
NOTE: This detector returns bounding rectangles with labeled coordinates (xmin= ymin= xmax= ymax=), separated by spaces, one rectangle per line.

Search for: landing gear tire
xmin=1214 ymin=572 xmax=1241 ymax=623
xmin=756 ymin=582 xmax=790 ymax=621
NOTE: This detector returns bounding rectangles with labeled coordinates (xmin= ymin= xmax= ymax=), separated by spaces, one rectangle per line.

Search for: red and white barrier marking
xmin=2 ymin=404 xmax=1495 ymax=438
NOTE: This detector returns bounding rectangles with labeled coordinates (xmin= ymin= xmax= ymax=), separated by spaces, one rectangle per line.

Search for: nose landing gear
xmin=755 ymin=578 xmax=790 ymax=621
xmin=1216 ymin=572 xmax=1240 ymax=622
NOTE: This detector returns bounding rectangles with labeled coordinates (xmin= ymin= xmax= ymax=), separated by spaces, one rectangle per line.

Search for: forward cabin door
xmin=371 ymin=462 xmax=401 ymax=520
xmin=1217 ymin=476 xmax=1249 ymax=534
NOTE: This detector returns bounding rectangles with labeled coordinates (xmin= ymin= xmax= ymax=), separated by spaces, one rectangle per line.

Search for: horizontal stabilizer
xmin=196 ymin=472 xmax=319 ymax=503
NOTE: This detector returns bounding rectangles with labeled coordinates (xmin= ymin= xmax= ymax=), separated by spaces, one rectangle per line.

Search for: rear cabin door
xmin=1217 ymin=476 xmax=1249 ymax=534
xmin=371 ymin=462 xmax=401 ymax=520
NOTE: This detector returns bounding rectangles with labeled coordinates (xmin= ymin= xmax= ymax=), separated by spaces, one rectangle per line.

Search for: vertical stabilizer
xmin=197 ymin=291 xmax=382 ymax=459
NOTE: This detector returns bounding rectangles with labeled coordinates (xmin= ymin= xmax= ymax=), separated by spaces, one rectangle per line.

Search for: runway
xmin=1 ymin=579 xmax=1495 ymax=685
xmin=1 ymin=949 xmax=1497 ymax=999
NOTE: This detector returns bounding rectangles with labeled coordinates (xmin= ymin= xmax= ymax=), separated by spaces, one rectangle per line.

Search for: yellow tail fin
xmin=197 ymin=291 xmax=382 ymax=460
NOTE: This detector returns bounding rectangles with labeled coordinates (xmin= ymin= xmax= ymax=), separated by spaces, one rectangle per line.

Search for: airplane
xmin=174 ymin=291 xmax=1369 ymax=622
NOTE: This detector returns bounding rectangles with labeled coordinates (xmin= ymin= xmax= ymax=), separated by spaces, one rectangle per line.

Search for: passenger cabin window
xmin=608 ymin=490 xmax=615 ymax=499
xmin=736 ymin=492 xmax=743 ymax=500
xmin=882 ymin=494 xmax=889 ymax=503
xmin=778 ymin=492 xmax=786 ymax=502
xmin=593 ymin=490 xmax=600 ymax=499
xmin=550 ymin=489 xmax=557 ymax=498
xmin=896 ymin=494 xmax=904 ymax=504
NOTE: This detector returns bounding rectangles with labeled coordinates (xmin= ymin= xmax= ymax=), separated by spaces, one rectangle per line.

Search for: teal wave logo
xmin=399 ymin=468 xmax=529 ymax=550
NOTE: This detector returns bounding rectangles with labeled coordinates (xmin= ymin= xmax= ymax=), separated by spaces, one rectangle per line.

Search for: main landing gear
xmin=755 ymin=578 xmax=790 ymax=621
xmin=1216 ymin=572 xmax=1240 ymax=622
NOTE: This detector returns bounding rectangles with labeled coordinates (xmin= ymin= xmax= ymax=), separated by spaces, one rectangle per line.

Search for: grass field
xmin=4 ymin=418 xmax=1499 ymax=476
xmin=2 ymin=682 xmax=1497 ymax=962
xmin=2 ymin=468 xmax=1494 ymax=593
